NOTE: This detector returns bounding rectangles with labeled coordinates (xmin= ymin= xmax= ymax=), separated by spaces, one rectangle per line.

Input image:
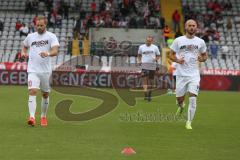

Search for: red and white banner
xmin=0 ymin=70 xmax=239 ymax=91
xmin=1 ymin=62 xmax=240 ymax=76
xmin=201 ymin=69 xmax=240 ymax=76
xmin=0 ymin=62 xmax=27 ymax=71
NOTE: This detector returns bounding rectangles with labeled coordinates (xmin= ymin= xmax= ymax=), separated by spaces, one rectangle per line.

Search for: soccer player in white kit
xmin=170 ymin=19 xmax=208 ymax=129
xmin=137 ymin=36 xmax=161 ymax=101
xmin=21 ymin=16 xmax=60 ymax=126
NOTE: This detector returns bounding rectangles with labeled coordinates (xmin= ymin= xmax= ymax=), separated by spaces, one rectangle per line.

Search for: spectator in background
xmin=32 ymin=14 xmax=38 ymax=26
xmin=163 ymin=25 xmax=171 ymax=43
xmin=19 ymin=23 xmax=29 ymax=37
xmin=136 ymin=15 xmax=145 ymax=28
xmin=183 ymin=1 xmax=192 ymax=13
xmin=25 ymin=0 xmax=34 ymax=13
xmin=226 ymin=17 xmax=233 ymax=30
xmin=99 ymin=0 xmax=106 ymax=12
xmin=128 ymin=15 xmax=137 ymax=28
xmin=46 ymin=0 xmax=53 ymax=12
xmin=213 ymin=31 xmax=220 ymax=41
xmin=0 ymin=20 xmax=3 ymax=32
xmin=96 ymin=17 xmax=105 ymax=28
xmin=175 ymin=28 xmax=183 ymax=38
xmin=172 ymin=10 xmax=181 ymax=32
xmin=105 ymin=0 xmax=112 ymax=12
xmin=207 ymin=0 xmax=214 ymax=11
xmin=221 ymin=45 xmax=228 ymax=60
xmin=32 ymin=0 xmax=39 ymax=13
xmin=210 ymin=41 xmax=219 ymax=59
xmin=15 ymin=20 xmax=22 ymax=31
xmin=212 ymin=1 xmax=222 ymax=14
xmin=118 ymin=0 xmax=129 ymax=17
xmin=202 ymin=33 xmax=210 ymax=43
xmin=118 ymin=17 xmax=128 ymax=28
xmin=202 ymin=14 xmax=210 ymax=27
xmin=224 ymin=0 xmax=232 ymax=10
xmin=216 ymin=16 xmax=224 ymax=28
xmin=90 ymin=0 xmax=97 ymax=13
xmin=86 ymin=16 xmax=94 ymax=29
xmin=49 ymin=10 xmax=56 ymax=27
xmin=55 ymin=15 xmax=62 ymax=28
xmin=14 ymin=51 xmax=23 ymax=62
xmin=29 ymin=23 xmax=35 ymax=33
xmin=75 ymin=0 xmax=82 ymax=12
xmin=104 ymin=14 xmax=113 ymax=27
xmin=148 ymin=16 xmax=156 ymax=28
xmin=79 ymin=8 xmax=86 ymax=20
xmin=14 ymin=50 xmax=28 ymax=62
xmin=63 ymin=2 xmax=69 ymax=19
xmin=159 ymin=16 xmax=165 ymax=29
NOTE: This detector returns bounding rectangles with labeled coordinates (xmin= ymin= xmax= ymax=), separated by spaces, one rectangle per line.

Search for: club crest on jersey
xmin=31 ymin=40 xmax=48 ymax=47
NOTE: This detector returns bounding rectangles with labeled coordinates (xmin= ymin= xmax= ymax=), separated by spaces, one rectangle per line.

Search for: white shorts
xmin=176 ymin=75 xmax=200 ymax=97
xmin=28 ymin=72 xmax=51 ymax=92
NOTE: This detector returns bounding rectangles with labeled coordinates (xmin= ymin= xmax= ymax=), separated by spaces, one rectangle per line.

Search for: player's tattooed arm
xmin=198 ymin=52 xmax=208 ymax=62
xmin=169 ymin=50 xmax=185 ymax=64
xmin=39 ymin=45 xmax=59 ymax=58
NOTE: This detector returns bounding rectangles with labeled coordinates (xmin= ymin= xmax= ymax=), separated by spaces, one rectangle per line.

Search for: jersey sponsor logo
xmin=179 ymin=44 xmax=198 ymax=52
xmin=143 ymin=51 xmax=154 ymax=54
xmin=31 ymin=40 xmax=49 ymax=47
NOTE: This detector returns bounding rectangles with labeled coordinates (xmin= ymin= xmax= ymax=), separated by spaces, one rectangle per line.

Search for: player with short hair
xmin=137 ymin=36 xmax=161 ymax=101
xmin=21 ymin=15 xmax=60 ymax=126
xmin=170 ymin=19 xmax=208 ymax=129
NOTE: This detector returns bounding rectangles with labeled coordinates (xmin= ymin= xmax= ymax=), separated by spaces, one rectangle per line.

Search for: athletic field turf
xmin=0 ymin=85 xmax=239 ymax=160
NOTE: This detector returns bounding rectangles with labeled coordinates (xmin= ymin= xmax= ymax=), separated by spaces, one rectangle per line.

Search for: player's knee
xmin=42 ymin=92 xmax=49 ymax=99
xmin=177 ymin=97 xmax=184 ymax=104
xmin=189 ymin=92 xmax=197 ymax=97
xmin=29 ymin=89 xmax=37 ymax=96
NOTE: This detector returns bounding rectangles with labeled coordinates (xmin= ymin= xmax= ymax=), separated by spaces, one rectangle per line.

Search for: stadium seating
xmin=181 ymin=0 xmax=239 ymax=70
xmin=0 ymin=0 xmax=239 ymax=71
xmin=0 ymin=8 xmax=74 ymax=63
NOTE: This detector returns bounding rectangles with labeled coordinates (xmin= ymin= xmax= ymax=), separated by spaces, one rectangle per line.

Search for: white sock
xmin=41 ymin=97 xmax=49 ymax=118
xmin=187 ymin=97 xmax=197 ymax=122
xmin=28 ymin=96 xmax=36 ymax=118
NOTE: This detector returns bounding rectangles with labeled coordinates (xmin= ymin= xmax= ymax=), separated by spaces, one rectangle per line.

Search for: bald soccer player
xmin=137 ymin=36 xmax=161 ymax=101
xmin=170 ymin=19 xmax=208 ymax=129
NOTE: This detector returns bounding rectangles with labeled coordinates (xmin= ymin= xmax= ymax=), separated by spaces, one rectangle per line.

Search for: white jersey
xmin=23 ymin=31 xmax=60 ymax=73
xmin=138 ymin=44 xmax=160 ymax=70
xmin=170 ymin=36 xmax=206 ymax=77
xmin=172 ymin=62 xmax=177 ymax=76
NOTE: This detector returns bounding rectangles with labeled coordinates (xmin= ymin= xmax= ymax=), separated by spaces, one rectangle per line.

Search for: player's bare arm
xmin=21 ymin=46 xmax=28 ymax=58
xmin=169 ymin=50 xmax=185 ymax=64
xmin=198 ymin=52 xmax=208 ymax=62
xmin=137 ymin=54 xmax=142 ymax=65
xmin=39 ymin=45 xmax=59 ymax=58
xmin=155 ymin=55 xmax=161 ymax=62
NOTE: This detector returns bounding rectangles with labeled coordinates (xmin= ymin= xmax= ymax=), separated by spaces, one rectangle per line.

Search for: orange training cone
xmin=121 ymin=147 xmax=136 ymax=155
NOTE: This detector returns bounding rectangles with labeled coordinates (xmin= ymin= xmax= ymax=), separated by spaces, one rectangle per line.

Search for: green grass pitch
xmin=0 ymin=85 xmax=239 ymax=160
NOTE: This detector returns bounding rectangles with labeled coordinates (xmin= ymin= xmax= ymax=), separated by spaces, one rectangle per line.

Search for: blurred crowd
xmin=183 ymin=0 xmax=233 ymax=42
xmin=73 ymin=0 xmax=165 ymax=39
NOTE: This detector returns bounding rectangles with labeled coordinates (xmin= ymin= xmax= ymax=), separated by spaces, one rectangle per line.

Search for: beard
xmin=37 ymin=28 xmax=45 ymax=34
xmin=187 ymin=29 xmax=196 ymax=35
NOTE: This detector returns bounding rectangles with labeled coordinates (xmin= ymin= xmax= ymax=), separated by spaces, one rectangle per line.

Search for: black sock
xmin=144 ymin=92 xmax=148 ymax=98
xmin=148 ymin=90 xmax=152 ymax=97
